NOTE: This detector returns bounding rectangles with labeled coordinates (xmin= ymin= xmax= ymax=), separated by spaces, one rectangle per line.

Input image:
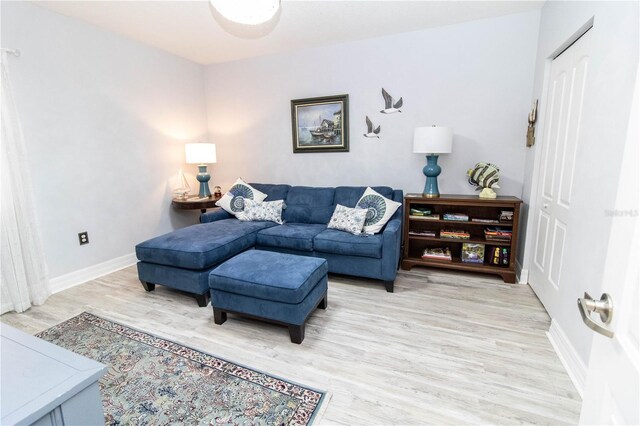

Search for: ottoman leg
xmin=140 ymin=281 xmax=155 ymax=292
xmin=195 ymin=292 xmax=210 ymax=307
xmin=213 ymin=309 xmax=227 ymax=325
xmin=318 ymin=295 xmax=328 ymax=310
xmin=288 ymin=324 xmax=305 ymax=344
xmin=384 ymin=280 xmax=394 ymax=293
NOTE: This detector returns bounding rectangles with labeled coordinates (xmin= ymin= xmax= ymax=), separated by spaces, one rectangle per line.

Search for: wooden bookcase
xmin=401 ymin=194 xmax=522 ymax=283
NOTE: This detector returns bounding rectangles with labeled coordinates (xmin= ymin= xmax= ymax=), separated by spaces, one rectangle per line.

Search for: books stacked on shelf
xmin=489 ymin=247 xmax=510 ymax=266
xmin=484 ymin=227 xmax=512 ymax=242
xmin=410 ymin=213 xmax=440 ymax=220
xmin=410 ymin=207 xmax=432 ymax=216
xmin=440 ymin=229 xmax=470 ymax=240
xmin=422 ymin=247 xmax=452 ymax=261
xmin=471 ymin=218 xmax=500 ymax=224
xmin=443 ymin=213 xmax=469 ymax=221
xmin=499 ymin=210 xmax=514 ymax=223
xmin=462 ymin=243 xmax=485 ymax=264
xmin=408 ymin=229 xmax=437 ymax=237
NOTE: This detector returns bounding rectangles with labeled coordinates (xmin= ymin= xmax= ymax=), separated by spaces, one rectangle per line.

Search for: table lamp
xmin=185 ymin=143 xmax=217 ymax=198
xmin=413 ymin=126 xmax=453 ymax=198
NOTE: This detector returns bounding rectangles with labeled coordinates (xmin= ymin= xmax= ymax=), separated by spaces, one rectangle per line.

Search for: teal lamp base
xmin=422 ymin=154 xmax=442 ymax=197
xmin=196 ymin=164 xmax=212 ymax=198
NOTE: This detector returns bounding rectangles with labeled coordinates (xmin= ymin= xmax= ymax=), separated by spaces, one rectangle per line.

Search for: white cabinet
xmin=1 ymin=324 xmax=107 ymax=425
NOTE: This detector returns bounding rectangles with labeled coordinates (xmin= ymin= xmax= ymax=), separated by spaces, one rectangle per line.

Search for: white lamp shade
xmin=413 ymin=126 xmax=453 ymax=154
xmin=185 ymin=143 xmax=217 ymax=164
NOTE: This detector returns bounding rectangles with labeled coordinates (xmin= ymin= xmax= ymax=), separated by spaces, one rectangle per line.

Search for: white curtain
xmin=1 ymin=50 xmax=51 ymax=313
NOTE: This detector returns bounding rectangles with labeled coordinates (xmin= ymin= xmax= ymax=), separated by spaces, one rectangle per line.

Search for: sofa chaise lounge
xmin=135 ymin=184 xmax=403 ymax=305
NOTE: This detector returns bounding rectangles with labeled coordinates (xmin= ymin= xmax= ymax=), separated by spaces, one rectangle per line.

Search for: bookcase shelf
xmin=401 ymin=194 xmax=523 ymax=283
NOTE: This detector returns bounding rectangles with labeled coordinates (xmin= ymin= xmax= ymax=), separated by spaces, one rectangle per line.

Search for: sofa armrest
xmin=381 ymin=218 xmax=402 ymax=281
xmin=200 ymin=208 xmax=233 ymax=223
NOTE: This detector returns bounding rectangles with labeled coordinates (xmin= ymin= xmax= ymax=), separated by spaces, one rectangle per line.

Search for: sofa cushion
xmin=136 ymin=219 xmax=277 ymax=270
xmin=210 ymin=250 xmax=328 ymax=304
xmin=257 ymin=224 xmax=326 ymax=252
xmin=356 ymin=187 xmax=402 ymax=235
xmin=283 ymin=186 xmax=335 ymax=224
xmin=249 ymin=183 xmax=291 ymax=201
xmin=334 ymin=186 xmax=395 ymax=207
xmin=327 ymin=204 xmax=368 ymax=235
xmin=216 ymin=178 xmax=267 ymax=216
xmin=237 ymin=199 xmax=284 ymax=224
xmin=314 ymin=229 xmax=383 ymax=259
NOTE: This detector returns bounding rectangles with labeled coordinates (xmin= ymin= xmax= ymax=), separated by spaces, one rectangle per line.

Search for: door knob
xmin=577 ymin=292 xmax=614 ymax=338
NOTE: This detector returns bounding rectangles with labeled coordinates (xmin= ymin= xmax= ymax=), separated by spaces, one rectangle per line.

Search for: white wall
xmin=520 ymin=1 xmax=638 ymax=371
xmin=1 ymin=2 xmax=208 ymax=280
xmin=203 ymin=11 xmax=540 ymax=198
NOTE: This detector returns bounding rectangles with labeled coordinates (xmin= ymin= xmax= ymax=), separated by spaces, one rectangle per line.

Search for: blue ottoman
xmin=135 ymin=220 xmax=277 ymax=307
xmin=209 ymin=250 xmax=328 ymax=344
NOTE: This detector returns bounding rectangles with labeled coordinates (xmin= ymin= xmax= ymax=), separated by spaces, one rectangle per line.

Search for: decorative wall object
xmin=363 ymin=116 xmax=381 ymax=138
xmin=291 ymin=94 xmax=349 ymax=153
xmin=380 ymin=88 xmax=403 ymax=114
xmin=527 ymin=99 xmax=538 ymax=147
xmin=467 ymin=162 xmax=501 ymax=199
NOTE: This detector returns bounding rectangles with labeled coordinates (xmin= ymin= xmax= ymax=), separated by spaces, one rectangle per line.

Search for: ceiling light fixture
xmin=209 ymin=0 xmax=280 ymax=26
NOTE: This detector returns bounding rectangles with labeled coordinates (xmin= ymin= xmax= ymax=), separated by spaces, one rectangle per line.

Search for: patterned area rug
xmin=36 ymin=312 xmax=325 ymax=425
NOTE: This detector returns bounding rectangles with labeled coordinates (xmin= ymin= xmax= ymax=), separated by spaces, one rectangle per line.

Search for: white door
xmin=578 ymin=66 xmax=639 ymax=425
xmin=529 ymin=28 xmax=593 ymax=313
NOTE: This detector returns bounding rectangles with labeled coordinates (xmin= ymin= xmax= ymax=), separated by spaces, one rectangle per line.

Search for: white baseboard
xmin=546 ymin=319 xmax=587 ymax=398
xmin=50 ymin=253 xmax=137 ymax=294
xmin=1 ymin=301 xmax=13 ymax=314
xmin=515 ymin=260 xmax=529 ymax=285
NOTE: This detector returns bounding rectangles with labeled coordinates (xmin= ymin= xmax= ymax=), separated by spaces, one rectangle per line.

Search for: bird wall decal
xmin=363 ymin=116 xmax=381 ymax=138
xmin=380 ymin=88 xmax=403 ymax=114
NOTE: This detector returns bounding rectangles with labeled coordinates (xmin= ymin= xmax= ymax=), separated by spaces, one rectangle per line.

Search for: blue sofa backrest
xmin=283 ymin=186 xmax=336 ymax=224
xmin=247 ymin=183 xmax=403 ymax=225
xmin=335 ymin=186 xmax=403 ymax=221
xmin=249 ymin=183 xmax=291 ymax=201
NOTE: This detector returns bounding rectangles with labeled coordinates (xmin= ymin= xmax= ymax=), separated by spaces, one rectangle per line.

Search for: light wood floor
xmin=1 ymin=266 xmax=582 ymax=425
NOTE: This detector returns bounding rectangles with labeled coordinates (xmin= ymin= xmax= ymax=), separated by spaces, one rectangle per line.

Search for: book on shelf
xmin=410 ymin=207 xmax=432 ymax=216
xmin=462 ymin=243 xmax=485 ymax=264
xmin=484 ymin=227 xmax=512 ymax=242
xmin=421 ymin=247 xmax=452 ymax=261
xmin=440 ymin=229 xmax=470 ymax=240
xmin=443 ymin=213 xmax=469 ymax=221
xmin=499 ymin=210 xmax=514 ymax=223
xmin=471 ymin=218 xmax=500 ymax=224
xmin=410 ymin=213 xmax=440 ymax=220
xmin=408 ymin=230 xmax=437 ymax=237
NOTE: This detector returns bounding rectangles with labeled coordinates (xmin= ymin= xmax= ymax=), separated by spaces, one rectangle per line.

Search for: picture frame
xmin=291 ymin=94 xmax=349 ymax=153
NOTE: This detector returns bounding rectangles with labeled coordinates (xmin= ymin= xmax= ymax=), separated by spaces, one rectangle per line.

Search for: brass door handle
xmin=577 ymin=292 xmax=614 ymax=338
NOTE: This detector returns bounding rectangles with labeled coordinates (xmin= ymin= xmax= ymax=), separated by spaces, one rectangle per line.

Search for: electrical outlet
xmin=78 ymin=232 xmax=89 ymax=245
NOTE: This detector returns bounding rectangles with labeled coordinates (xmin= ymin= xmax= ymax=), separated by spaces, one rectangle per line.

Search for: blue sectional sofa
xmin=135 ymin=183 xmax=403 ymax=306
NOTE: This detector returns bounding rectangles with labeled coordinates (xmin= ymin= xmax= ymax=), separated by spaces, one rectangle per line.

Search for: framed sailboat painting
xmin=291 ymin=94 xmax=349 ymax=153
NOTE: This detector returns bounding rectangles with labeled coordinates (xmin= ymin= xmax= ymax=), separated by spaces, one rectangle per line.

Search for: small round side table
xmin=172 ymin=195 xmax=221 ymax=214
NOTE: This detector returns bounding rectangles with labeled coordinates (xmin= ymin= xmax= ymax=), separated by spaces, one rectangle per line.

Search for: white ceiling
xmin=32 ymin=1 xmax=544 ymax=65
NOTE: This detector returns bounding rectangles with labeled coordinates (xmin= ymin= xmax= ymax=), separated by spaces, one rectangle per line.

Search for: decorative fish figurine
xmin=467 ymin=162 xmax=500 ymax=199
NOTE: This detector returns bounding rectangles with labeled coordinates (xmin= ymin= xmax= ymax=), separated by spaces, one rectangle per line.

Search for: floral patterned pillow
xmin=327 ymin=204 xmax=368 ymax=235
xmin=236 ymin=199 xmax=284 ymax=224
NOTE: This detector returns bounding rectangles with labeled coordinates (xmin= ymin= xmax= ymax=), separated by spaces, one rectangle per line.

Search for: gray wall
xmin=203 ymin=11 xmax=540 ymax=199
xmin=1 ymin=2 xmax=208 ymax=278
